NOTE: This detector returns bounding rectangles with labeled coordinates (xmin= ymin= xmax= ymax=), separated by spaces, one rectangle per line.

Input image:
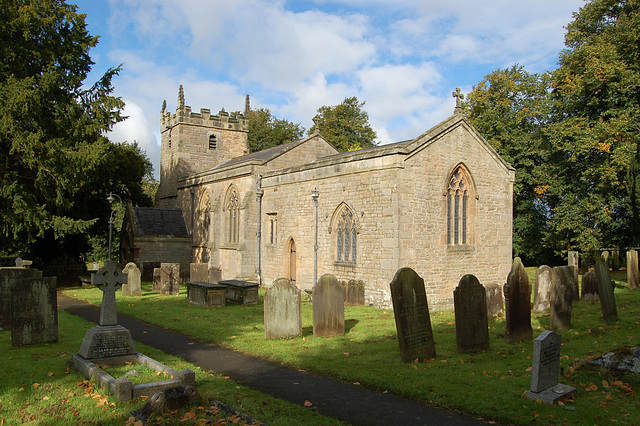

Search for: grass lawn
xmin=58 ymin=267 xmax=640 ymax=425
xmin=0 ymin=311 xmax=344 ymax=425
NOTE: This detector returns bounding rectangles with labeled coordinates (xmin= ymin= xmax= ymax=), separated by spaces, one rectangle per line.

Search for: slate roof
xmin=132 ymin=207 xmax=189 ymax=237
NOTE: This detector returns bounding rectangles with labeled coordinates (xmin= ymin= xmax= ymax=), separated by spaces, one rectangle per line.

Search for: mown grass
xmin=0 ymin=311 xmax=344 ymax=425
xmin=61 ymin=268 xmax=640 ymax=425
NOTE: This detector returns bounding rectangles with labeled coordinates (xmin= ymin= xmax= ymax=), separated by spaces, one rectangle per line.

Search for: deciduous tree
xmin=309 ymin=96 xmax=377 ymax=152
xmin=247 ymin=108 xmax=305 ymax=151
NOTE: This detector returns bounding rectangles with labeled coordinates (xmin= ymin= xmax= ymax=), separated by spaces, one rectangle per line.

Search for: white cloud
xmin=107 ymin=101 xmax=160 ymax=178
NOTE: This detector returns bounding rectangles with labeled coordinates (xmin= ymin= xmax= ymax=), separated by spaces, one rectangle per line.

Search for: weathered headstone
xmin=78 ymin=261 xmax=136 ymax=359
xmin=581 ymin=269 xmax=599 ymax=301
xmin=453 ymin=275 xmax=489 ymax=353
xmin=526 ymin=331 xmax=576 ymax=404
xmin=567 ymin=251 xmax=580 ymax=299
xmin=190 ymin=263 xmax=209 ymax=283
xmin=122 ymin=263 xmax=142 ymax=297
xmin=10 ymin=276 xmax=58 ymax=346
xmin=342 ymin=279 xmax=365 ymax=306
xmin=0 ymin=268 xmax=42 ymax=329
xmin=503 ymin=257 xmax=532 ymax=343
xmin=601 ymin=250 xmax=610 ymax=267
xmin=595 ymin=262 xmax=618 ymax=322
xmin=485 ymin=284 xmax=503 ymax=317
xmin=612 ymin=249 xmax=620 ymax=271
xmin=389 ymin=267 xmax=436 ymax=362
xmin=312 ymin=274 xmax=344 ymax=337
xmin=264 ymin=278 xmax=301 ymax=339
xmin=627 ymin=249 xmax=639 ymax=290
xmin=533 ymin=265 xmax=551 ymax=313
xmin=160 ymin=263 xmax=180 ymax=295
xmin=153 ymin=268 xmax=162 ymax=292
xmin=550 ymin=266 xmax=573 ymax=331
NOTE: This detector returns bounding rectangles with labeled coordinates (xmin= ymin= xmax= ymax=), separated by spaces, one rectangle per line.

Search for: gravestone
xmin=533 ymin=265 xmax=551 ymax=313
xmin=11 ymin=276 xmax=58 ymax=346
xmin=312 ymin=274 xmax=344 ymax=337
xmin=581 ymin=269 xmax=599 ymax=301
xmin=389 ymin=267 xmax=436 ymax=362
xmin=612 ymin=249 xmax=620 ymax=271
xmin=153 ymin=268 xmax=162 ymax=292
xmin=190 ymin=263 xmax=209 ymax=283
xmin=485 ymin=284 xmax=503 ymax=317
xmin=453 ymin=274 xmax=489 ymax=353
xmin=264 ymin=278 xmax=301 ymax=339
xmin=342 ymin=279 xmax=365 ymax=306
xmin=567 ymin=251 xmax=580 ymax=299
xmin=595 ymin=262 xmax=618 ymax=322
xmin=122 ymin=263 xmax=142 ymax=297
xmin=550 ymin=266 xmax=573 ymax=331
xmin=526 ymin=331 xmax=576 ymax=404
xmin=142 ymin=262 xmax=160 ymax=282
xmin=160 ymin=263 xmax=180 ymax=295
xmin=601 ymin=251 xmax=610 ymax=267
xmin=0 ymin=268 xmax=42 ymax=329
xmin=78 ymin=261 xmax=136 ymax=359
xmin=503 ymin=257 xmax=532 ymax=343
xmin=627 ymin=250 xmax=639 ymax=290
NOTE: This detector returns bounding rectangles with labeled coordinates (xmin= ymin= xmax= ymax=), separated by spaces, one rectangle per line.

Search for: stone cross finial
xmin=91 ymin=260 xmax=128 ymax=326
xmin=452 ymin=88 xmax=464 ymax=114
xmin=245 ymin=94 xmax=250 ymax=116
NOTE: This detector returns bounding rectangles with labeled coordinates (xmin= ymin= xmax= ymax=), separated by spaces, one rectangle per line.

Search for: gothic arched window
xmin=335 ymin=205 xmax=357 ymax=263
xmin=447 ymin=166 xmax=471 ymax=245
xmin=226 ymin=189 xmax=239 ymax=244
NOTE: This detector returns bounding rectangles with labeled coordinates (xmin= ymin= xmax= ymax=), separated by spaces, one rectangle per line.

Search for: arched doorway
xmin=288 ymin=239 xmax=297 ymax=283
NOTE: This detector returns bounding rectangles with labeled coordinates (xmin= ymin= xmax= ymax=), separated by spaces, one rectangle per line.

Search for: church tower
xmin=156 ymin=86 xmax=250 ymax=208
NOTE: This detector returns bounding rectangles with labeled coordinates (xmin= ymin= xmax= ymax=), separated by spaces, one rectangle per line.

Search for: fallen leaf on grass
xmin=304 ymin=400 xmax=313 ymax=407
xmin=585 ymin=383 xmax=598 ymax=392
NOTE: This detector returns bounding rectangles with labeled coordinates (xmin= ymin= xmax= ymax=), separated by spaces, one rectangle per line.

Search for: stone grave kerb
xmin=92 ymin=261 xmax=127 ymax=326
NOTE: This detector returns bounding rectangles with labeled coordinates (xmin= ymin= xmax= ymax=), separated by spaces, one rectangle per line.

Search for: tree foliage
xmin=0 ymin=0 xmax=152 ymax=262
xmin=549 ymin=0 xmax=640 ymax=252
xmin=465 ymin=65 xmax=557 ymax=264
xmin=309 ymin=96 xmax=377 ymax=152
xmin=247 ymin=108 xmax=305 ymax=152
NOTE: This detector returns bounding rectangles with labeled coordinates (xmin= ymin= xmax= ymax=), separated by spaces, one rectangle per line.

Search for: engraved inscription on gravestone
xmin=390 ymin=267 xmax=436 ymax=362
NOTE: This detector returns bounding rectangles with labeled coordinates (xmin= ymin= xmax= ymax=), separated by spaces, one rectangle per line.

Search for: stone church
xmin=153 ymin=86 xmax=515 ymax=309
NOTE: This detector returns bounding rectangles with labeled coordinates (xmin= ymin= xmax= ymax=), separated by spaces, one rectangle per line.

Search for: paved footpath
xmin=58 ymin=293 xmax=490 ymax=426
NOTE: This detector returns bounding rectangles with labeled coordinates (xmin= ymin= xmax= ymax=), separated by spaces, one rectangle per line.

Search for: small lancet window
xmin=227 ymin=190 xmax=239 ymax=244
xmin=447 ymin=167 xmax=470 ymax=245
xmin=209 ymin=134 xmax=217 ymax=149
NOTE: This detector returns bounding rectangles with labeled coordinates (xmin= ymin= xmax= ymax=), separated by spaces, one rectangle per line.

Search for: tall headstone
xmin=627 ymin=249 xmax=639 ymax=290
xmin=503 ymin=257 xmax=532 ymax=343
xmin=264 ymin=278 xmax=301 ymax=339
xmin=567 ymin=251 xmax=580 ymax=300
xmin=152 ymin=268 xmax=161 ymax=292
xmin=0 ymin=268 xmax=42 ymax=329
xmin=312 ymin=274 xmax=345 ymax=337
xmin=122 ymin=263 xmax=142 ymax=297
xmin=10 ymin=276 xmax=58 ymax=347
xmin=533 ymin=265 xmax=552 ymax=313
xmin=595 ymin=262 xmax=618 ymax=322
xmin=190 ymin=263 xmax=209 ymax=283
xmin=485 ymin=284 xmax=503 ymax=317
xmin=601 ymin=251 xmax=610 ymax=268
xmin=78 ymin=261 xmax=136 ymax=359
xmin=160 ymin=263 xmax=180 ymax=295
xmin=453 ymin=275 xmax=489 ymax=353
xmin=550 ymin=266 xmax=573 ymax=331
xmin=526 ymin=331 xmax=576 ymax=404
xmin=581 ymin=269 xmax=599 ymax=301
xmin=612 ymin=249 xmax=620 ymax=271
xmin=389 ymin=268 xmax=436 ymax=362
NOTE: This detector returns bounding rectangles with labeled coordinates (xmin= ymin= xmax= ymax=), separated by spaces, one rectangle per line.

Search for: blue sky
xmin=73 ymin=0 xmax=586 ymax=179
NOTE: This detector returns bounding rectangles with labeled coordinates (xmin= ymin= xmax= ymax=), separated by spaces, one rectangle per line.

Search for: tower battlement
xmin=161 ymin=106 xmax=248 ymax=133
